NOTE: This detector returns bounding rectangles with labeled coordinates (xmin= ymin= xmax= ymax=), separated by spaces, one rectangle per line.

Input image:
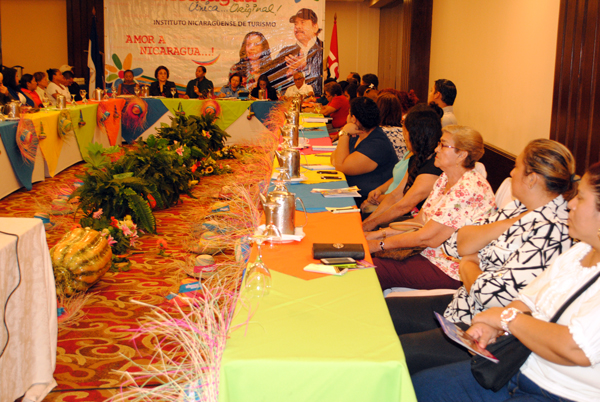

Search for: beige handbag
xmin=371 ymin=222 xmax=424 ymax=261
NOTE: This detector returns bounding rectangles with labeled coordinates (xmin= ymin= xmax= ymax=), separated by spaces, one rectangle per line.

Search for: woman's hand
xmin=341 ymin=122 xmax=362 ymax=136
xmin=366 ymin=188 xmax=383 ymax=205
xmin=466 ymin=322 xmax=504 ymax=349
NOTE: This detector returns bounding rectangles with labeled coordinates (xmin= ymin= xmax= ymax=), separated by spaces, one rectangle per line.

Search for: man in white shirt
xmin=284 ymin=72 xmax=314 ymax=99
xmin=428 ymin=79 xmax=458 ymax=127
xmin=268 ymin=8 xmax=323 ymax=95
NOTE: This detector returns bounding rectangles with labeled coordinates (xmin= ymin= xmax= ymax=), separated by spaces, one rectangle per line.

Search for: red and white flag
xmin=327 ymin=14 xmax=339 ymax=79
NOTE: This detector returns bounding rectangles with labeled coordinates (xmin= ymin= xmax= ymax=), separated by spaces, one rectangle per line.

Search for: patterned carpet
xmin=1 ymin=152 xmax=267 ymax=401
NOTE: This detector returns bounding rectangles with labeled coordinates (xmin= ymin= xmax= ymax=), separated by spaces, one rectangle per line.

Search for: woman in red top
xmin=320 ymin=82 xmax=350 ymax=136
xmin=19 ymin=74 xmax=42 ymax=107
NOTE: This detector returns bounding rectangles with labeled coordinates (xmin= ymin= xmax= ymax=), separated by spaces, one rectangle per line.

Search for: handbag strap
xmin=549 ymin=269 xmax=600 ymax=323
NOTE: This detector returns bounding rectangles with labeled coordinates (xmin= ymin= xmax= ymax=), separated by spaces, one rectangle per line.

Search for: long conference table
xmin=218 ymin=119 xmax=417 ymax=401
xmin=0 ymin=98 xmax=279 ymax=200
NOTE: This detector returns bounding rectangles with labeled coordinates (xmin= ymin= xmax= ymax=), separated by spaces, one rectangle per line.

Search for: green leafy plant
xmin=156 ymin=106 xmax=230 ymax=156
xmin=119 ymin=135 xmax=199 ymax=208
xmin=73 ymin=143 xmax=158 ymax=234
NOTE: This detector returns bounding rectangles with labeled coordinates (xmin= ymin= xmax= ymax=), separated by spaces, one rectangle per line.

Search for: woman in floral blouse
xmin=366 ymin=125 xmax=496 ymax=290
xmin=386 ymin=139 xmax=577 ymax=375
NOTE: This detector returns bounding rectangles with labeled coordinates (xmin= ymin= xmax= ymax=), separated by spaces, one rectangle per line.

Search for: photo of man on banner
xmin=268 ymin=8 xmax=324 ymax=96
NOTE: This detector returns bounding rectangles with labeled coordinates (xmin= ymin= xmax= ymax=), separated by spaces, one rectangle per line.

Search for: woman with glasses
xmin=365 ymin=125 xmax=496 ymax=290
xmin=385 ymin=139 xmax=577 ymax=376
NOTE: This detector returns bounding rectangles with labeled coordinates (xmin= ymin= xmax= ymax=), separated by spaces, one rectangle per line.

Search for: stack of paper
xmin=312 ymin=145 xmax=337 ymax=152
xmin=311 ymin=186 xmax=361 ymax=198
xmin=303 ymin=117 xmax=329 ymax=123
xmin=301 ymin=164 xmax=336 ymax=170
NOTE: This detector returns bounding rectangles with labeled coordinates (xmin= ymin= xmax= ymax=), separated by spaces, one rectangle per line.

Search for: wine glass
xmin=263 ymin=201 xmax=283 ymax=247
xmin=111 ymin=84 xmax=117 ymax=99
xmin=80 ymin=89 xmax=87 ymax=104
xmin=314 ymin=103 xmax=322 ymax=115
xmin=171 ymin=87 xmax=177 ymax=98
xmin=243 ymin=234 xmax=272 ymax=299
xmin=41 ymin=93 xmax=50 ymax=111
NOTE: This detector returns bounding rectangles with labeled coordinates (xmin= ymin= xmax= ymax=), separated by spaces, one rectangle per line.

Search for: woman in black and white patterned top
xmin=386 ymin=139 xmax=577 ymax=375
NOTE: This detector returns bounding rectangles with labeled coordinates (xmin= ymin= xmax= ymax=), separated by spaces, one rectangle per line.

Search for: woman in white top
xmin=45 ymin=68 xmax=71 ymax=105
xmin=34 ymin=71 xmax=49 ymax=100
xmin=412 ymin=161 xmax=600 ymax=402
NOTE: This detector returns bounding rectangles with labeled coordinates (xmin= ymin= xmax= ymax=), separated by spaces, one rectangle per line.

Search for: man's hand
xmin=284 ymin=54 xmax=307 ymax=76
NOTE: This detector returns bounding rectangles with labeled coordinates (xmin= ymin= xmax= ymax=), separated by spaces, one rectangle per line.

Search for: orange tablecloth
xmin=252 ymin=211 xmax=371 ymax=280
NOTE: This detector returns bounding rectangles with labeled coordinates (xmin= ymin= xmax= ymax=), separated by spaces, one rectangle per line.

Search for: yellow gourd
xmin=51 ymin=227 xmax=112 ymax=296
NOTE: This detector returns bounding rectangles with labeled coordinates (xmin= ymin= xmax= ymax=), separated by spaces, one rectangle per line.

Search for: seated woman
xmin=45 ymin=68 xmax=71 ymax=105
xmin=34 ymin=71 xmax=48 ymax=101
xmin=218 ymin=73 xmax=243 ymax=98
xmin=19 ymin=74 xmax=42 ymax=107
xmin=250 ymin=74 xmax=278 ymax=101
xmin=377 ymin=92 xmax=408 ymax=160
xmin=366 ymin=125 xmax=496 ymax=291
xmin=2 ymin=66 xmax=30 ymax=106
xmin=149 ymin=66 xmax=178 ymax=98
xmin=412 ymin=161 xmax=600 ymax=402
xmin=117 ymin=69 xmax=137 ymax=95
xmin=361 ymin=104 xmax=442 ymax=230
xmin=330 ymin=97 xmax=398 ymax=206
xmin=343 ymin=84 xmax=357 ymax=101
xmin=0 ymin=71 xmax=14 ymax=105
xmin=320 ymin=82 xmax=350 ymax=135
xmin=386 ymin=139 xmax=576 ymax=375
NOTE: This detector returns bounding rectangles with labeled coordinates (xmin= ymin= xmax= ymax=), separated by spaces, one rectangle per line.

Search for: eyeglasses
xmin=438 ymin=141 xmax=459 ymax=150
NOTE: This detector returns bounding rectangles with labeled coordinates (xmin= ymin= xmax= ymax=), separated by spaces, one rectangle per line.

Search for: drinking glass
xmin=134 ymin=85 xmax=140 ymax=97
xmin=41 ymin=93 xmax=50 ymax=111
xmin=80 ymin=89 xmax=87 ymax=104
xmin=243 ymin=234 xmax=272 ymax=299
xmin=170 ymin=87 xmax=177 ymax=98
xmin=111 ymin=84 xmax=117 ymax=99
xmin=314 ymin=103 xmax=322 ymax=115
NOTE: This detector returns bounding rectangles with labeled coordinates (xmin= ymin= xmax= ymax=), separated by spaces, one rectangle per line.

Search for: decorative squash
xmin=51 ymin=227 xmax=112 ymax=296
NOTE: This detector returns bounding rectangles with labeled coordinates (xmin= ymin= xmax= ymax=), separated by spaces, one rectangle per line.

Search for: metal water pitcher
xmin=94 ymin=88 xmax=104 ymax=101
xmin=281 ymin=124 xmax=299 ymax=147
xmin=258 ymin=88 xmax=267 ymax=100
xmin=259 ymin=185 xmax=307 ymax=235
xmin=56 ymin=94 xmax=67 ymax=109
xmin=141 ymin=85 xmax=150 ymax=97
xmin=274 ymin=147 xmax=301 ymax=179
xmin=5 ymin=100 xmax=21 ymax=118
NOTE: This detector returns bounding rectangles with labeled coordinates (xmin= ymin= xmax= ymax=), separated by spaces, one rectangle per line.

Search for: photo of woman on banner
xmin=268 ymin=8 xmax=324 ymax=96
xmin=229 ymin=31 xmax=274 ymax=91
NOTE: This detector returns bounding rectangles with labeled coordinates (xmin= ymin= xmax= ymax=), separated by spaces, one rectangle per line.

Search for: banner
xmin=327 ymin=15 xmax=339 ymax=80
xmin=104 ymin=0 xmax=325 ymax=95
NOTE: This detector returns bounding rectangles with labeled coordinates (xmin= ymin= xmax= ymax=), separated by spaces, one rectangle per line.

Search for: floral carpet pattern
xmin=0 ymin=153 xmax=266 ymax=401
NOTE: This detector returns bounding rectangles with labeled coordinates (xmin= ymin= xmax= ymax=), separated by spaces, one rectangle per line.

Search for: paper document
xmin=435 ymin=312 xmax=499 ymax=363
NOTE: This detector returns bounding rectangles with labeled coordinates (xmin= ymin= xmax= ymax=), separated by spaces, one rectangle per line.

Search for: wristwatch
xmin=500 ymin=307 xmax=522 ymax=334
xmin=338 ymin=130 xmax=348 ymax=137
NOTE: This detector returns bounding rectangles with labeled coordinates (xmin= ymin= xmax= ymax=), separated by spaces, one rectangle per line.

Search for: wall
xmin=324 ymin=1 xmax=380 ymax=82
xmin=429 ymin=0 xmax=561 ymax=155
xmin=0 ymin=0 xmax=68 ymax=75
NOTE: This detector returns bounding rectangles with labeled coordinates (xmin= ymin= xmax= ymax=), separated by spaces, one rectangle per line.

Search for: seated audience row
xmin=411 ymin=156 xmax=599 ymax=402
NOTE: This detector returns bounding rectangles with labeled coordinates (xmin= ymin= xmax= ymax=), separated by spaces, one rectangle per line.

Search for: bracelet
xmin=500 ymin=307 xmax=522 ymax=334
xmin=338 ymin=130 xmax=348 ymax=137
xmin=381 ymin=230 xmax=387 ymax=241
xmin=379 ymin=240 xmax=385 ymax=251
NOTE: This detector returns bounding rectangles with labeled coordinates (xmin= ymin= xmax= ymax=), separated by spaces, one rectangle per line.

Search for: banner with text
xmin=104 ymin=0 xmax=325 ymax=95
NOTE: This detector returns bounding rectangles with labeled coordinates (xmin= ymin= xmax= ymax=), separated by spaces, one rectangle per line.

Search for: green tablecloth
xmin=219 ymin=258 xmax=417 ymax=402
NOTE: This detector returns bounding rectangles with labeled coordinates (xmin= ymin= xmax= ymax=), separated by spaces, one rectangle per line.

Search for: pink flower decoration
xmin=129 ymin=237 xmax=137 ymax=247
xmin=121 ymin=224 xmax=133 ymax=237
xmin=107 ymin=235 xmax=117 ymax=247
xmin=176 ymin=146 xmax=184 ymax=156
xmin=93 ymin=208 xmax=103 ymax=219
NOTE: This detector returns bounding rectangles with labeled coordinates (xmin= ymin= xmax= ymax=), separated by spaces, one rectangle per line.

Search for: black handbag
xmin=471 ymin=270 xmax=600 ymax=392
